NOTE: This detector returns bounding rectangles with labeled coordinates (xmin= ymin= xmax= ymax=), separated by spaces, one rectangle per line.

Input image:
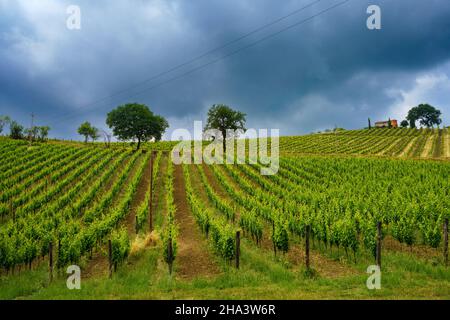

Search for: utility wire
xmin=47 ymin=0 xmax=351 ymax=124
xmin=60 ymin=0 xmax=323 ymax=112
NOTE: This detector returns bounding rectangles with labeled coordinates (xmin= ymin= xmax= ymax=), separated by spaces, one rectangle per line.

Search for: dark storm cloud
xmin=1 ymin=0 xmax=450 ymax=140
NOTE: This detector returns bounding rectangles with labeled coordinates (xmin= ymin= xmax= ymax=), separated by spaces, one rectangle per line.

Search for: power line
xmin=59 ymin=0 xmax=323 ymax=114
xmin=48 ymin=0 xmax=351 ymax=125
xmin=47 ymin=0 xmax=323 ymax=124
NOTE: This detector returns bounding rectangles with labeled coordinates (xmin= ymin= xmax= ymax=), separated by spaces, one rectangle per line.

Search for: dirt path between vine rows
xmin=443 ymin=131 xmax=450 ymax=158
xmin=376 ymin=138 xmax=400 ymax=156
xmin=173 ymin=164 xmax=220 ymax=280
xmin=421 ymin=134 xmax=434 ymax=158
xmin=82 ymin=153 xmax=144 ymax=279
xmin=398 ymin=136 xmax=417 ymax=157
xmin=126 ymin=153 xmax=151 ymax=237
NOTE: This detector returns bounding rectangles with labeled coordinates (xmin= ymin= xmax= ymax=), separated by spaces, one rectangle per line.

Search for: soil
xmin=286 ymin=241 xmax=357 ymax=278
xmin=399 ymin=137 xmax=417 ymax=157
xmin=383 ymin=235 xmax=441 ymax=260
xmin=82 ymin=248 xmax=109 ymax=279
xmin=421 ymin=135 xmax=434 ymax=158
xmin=83 ymin=153 xmax=145 ymax=279
xmin=126 ymin=154 xmax=151 ymax=237
xmin=377 ymin=138 xmax=401 ymax=156
xmin=173 ymin=164 xmax=221 ymax=280
xmin=202 ymin=163 xmax=229 ymax=199
xmin=443 ymin=131 xmax=450 ymax=158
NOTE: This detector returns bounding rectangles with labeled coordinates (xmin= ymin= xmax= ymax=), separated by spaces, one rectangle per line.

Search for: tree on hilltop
xmin=406 ymin=104 xmax=442 ymax=128
xmin=0 ymin=115 xmax=11 ymax=135
xmin=106 ymin=103 xmax=168 ymax=150
xmin=78 ymin=121 xmax=95 ymax=143
xmin=400 ymin=120 xmax=409 ymax=128
xmin=204 ymin=104 xmax=246 ymax=153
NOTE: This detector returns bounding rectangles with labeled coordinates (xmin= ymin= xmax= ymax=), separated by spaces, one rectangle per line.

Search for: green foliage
xmin=183 ymin=164 xmax=236 ymax=261
xmin=204 ymin=104 xmax=246 ymax=152
xmin=162 ymin=221 xmax=178 ymax=265
xmin=391 ymin=217 xmax=416 ymax=247
xmin=239 ymin=209 xmax=263 ymax=245
xmin=272 ymin=217 xmax=289 ymax=254
xmin=0 ymin=115 xmax=11 ymax=134
xmin=210 ymin=220 xmax=235 ymax=261
xmin=358 ymin=217 xmax=377 ymax=258
xmin=24 ymin=126 xmax=39 ymax=140
xmin=111 ymin=228 xmax=131 ymax=267
xmin=162 ymin=155 xmax=178 ymax=270
xmin=197 ymin=165 xmax=236 ymax=222
xmin=10 ymin=121 xmax=24 ymax=139
xmin=407 ymin=103 xmax=442 ymax=128
xmin=77 ymin=121 xmax=95 ymax=143
xmin=23 ymin=126 xmax=51 ymax=142
xmin=136 ymin=152 xmax=162 ymax=232
xmin=89 ymin=126 xmax=100 ymax=142
xmin=421 ymin=223 xmax=441 ymax=248
xmin=106 ymin=103 xmax=168 ymax=149
xmin=0 ymin=135 xmax=448 ymax=274
xmin=38 ymin=126 xmax=50 ymax=141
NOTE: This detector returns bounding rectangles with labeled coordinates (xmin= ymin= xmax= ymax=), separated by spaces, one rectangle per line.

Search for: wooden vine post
xmin=149 ymin=151 xmax=154 ymax=233
xmin=444 ymin=218 xmax=448 ymax=266
xmin=376 ymin=222 xmax=382 ymax=269
xmin=57 ymin=239 xmax=61 ymax=269
xmin=48 ymin=242 xmax=53 ymax=283
xmin=305 ymin=225 xmax=311 ymax=270
xmin=108 ymin=239 xmax=113 ymax=279
xmin=235 ymin=231 xmax=241 ymax=269
xmin=272 ymin=220 xmax=276 ymax=256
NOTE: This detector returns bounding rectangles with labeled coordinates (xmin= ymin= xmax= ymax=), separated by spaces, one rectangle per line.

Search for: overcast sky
xmin=1 ymin=0 xmax=450 ymax=140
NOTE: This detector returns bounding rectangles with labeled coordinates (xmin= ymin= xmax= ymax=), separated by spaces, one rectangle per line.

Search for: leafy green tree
xmin=38 ymin=126 xmax=50 ymax=141
xmin=406 ymin=108 xmax=418 ymax=128
xmin=10 ymin=121 xmax=24 ymax=139
xmin=77 ymin=121 xmax=94 ymax=143
xmin=400 ymin=120 xmax=409 ymax=128
xmin=152 ymin=115 xmax=169 ymax=142
xmin=388 ymin=118 xmax=392 ymax=128
xmin=0 ymin=115 xmax=11 ymax=135
xmin=204 ymin=104 xmax=246 ymax=153
xmin=89 ymin=126 xmax=100 ymax=142
xmin=24 ymin=126 xmax=39 ymax=141
xmin=368 ymin=118 xmax=371 ymax=129
xmin=406 ymin=104 xmax=442 ymax=128
xmin=106 ymin=103 xmax=168 ymax=150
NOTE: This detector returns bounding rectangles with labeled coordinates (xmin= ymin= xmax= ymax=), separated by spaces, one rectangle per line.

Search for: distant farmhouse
xmin=375 ymin=119 xmax=398 ymax=128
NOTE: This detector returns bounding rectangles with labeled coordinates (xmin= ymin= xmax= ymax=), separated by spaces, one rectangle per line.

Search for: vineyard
xmin=0 ymin=132 xmax=449 ymax=299
xmin=279 ymin=128 xmax=450 ymax=158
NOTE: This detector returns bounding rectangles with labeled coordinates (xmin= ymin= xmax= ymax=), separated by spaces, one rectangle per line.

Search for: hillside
xmin=37 ymin=127 xmax=450 ymax=160
xmin=279 ymin=128 xmax=450 ymax=159
xmin=0 ymin=136 xmax=449 ymax=299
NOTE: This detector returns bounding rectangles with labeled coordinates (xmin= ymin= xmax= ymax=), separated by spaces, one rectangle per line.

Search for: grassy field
xmin=0 ymin=128 xmax=449 ymax=300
